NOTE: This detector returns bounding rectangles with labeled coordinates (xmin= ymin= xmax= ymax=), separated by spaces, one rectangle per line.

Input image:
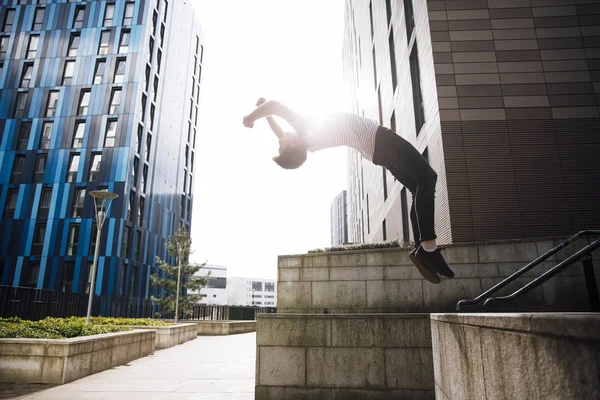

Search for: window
xmin=153 ymin=76 xmax=158 ymax=101
xmin=46 ymin=91 xmax=59 ymax=117
xmin=67 ymin=224 xmax=80 ymax=256
xmin=103 ymin=4 xmax=115 ymax=26
xmin=0 ymin=36 xmax=9 ymax=58
xmin=119 ymin=263 xmax=126 ymax=295
xmin=389 ymin=29 xmax=397 ymax=91
xmin=136 ymin=124 xmax=142 ymax=153
xmin=62 ymin=60 xmax=75 ymax=85
xmin=152 ymin=11 xmax=158 ymax=34
xmin=160 ymin=24 xmax=165 ymax=47
xmin=150 ymin=105 xmax=155 ymax=130
xmin=72 ymin=188 xmax=85 ymax=218
xmin=145 ymin=134 xmax=151 ymax=160
xmin=94 ymin=59 xmax=105 ymax=84
xmin=121 ymin=227 xmax=129 ymax=257
xmin=13 ymin=91 xmax=26 ymax=116
xmin=138 ymin=197 xmax=144 ymax=225
xmin=123 ymin=2 xmax=135 ymax=25
xmin=409 ymin=44 xmax=425 ymax=135
xmin=130 ymin=264 xmax=138 ymax=296
xmin=32 ymin=224 xmax=45 ymax=255
xmin=85 ymin=261 xmax=94 ymax=294
xmin=72 ymin=121 xmax=85 ymax=148
xmin=139 ymin=94 xmax=146 ymax=121
xmin=32 ymin=7 xmax=44 ymax=31
xmin=190 ymin=152 xmax=194 ymax=172
xmin=78 ymin=89 xmax=90 ymax=115
xmin=3 ymin=9 xmax=15 ymax=32
xmin=134 ymin=230 xmax=141 ymax=261
xmin=133 ymin=157 xmax=139 ymax=186
xmin=20 ymin=63 xmax=33 ymax=87
xmin=68 ymin=33 xmax=80 ymax=57
xmin=142 ymin=165 xmax=148 ymax=192
xmin=157 ymin=50 xmax=162 ymax=73
xmin=404 ymin=0 xmax=415 ymax=43
xmin=104 ymin=120 xmax=117 ymax=147
xmin=73 ymin=6 xmax=84 ymax=29
xmin=144 ymin=65 xmax=150 ymax=91
xmin=128 ymin=191 xmax=134 ymax=222
xmin=17 ymin=122 xmax=31 ymax=150
xmin=11 ymin=155 xmax=25 ymax=184
xmin=114 ymin=58 xmax=126 ymax=83
xmin=89 ymin=223 xmax=97 ymax=254
xmin=34 ymin=154 xmax=46 ymax=183
xmin=89 ymin=153 xmax=101 ymax=181
xmin=4 ymin=189 xmax=18 ymax=218
xmin=27 ymin=35 xmax=39 ymax=59
xmin=148 ymin=37 xmax=154 ymax=62
xmin=22 ymin=263 xmax=40 ymax=288
xmin=40 ymin=122 xmax=52 ymax=150
xmin=163 ymin=0 xmax=168 ymax=22
xmin=62 ymin=262 xmax=75 ymax=292
xmin=38 ymin=188 xmax=52 ymax=218
xmin=98 ymin=31 xmax=110 ymax=55
xmin=109 ymin=88 xmax=121 ymax=114
xmin=66 ymin=154 xmax=80 ymax=182
xmin=119 ymin=30 xmax=130 ymax=54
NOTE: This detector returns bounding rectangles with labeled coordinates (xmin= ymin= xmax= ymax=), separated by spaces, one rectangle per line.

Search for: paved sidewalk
xmin=6 ymin=332 xmax=256 ymax=400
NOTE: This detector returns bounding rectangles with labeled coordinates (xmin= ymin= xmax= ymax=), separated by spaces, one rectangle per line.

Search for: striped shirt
xmin=288 ymin=112 xmax=380 ymax=161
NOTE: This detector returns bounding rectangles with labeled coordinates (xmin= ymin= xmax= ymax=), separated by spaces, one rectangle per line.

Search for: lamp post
xmin=86 ymin=190 xmax=118 ymax=325
xmin=172 ymin=234 xmax=189 ymax=323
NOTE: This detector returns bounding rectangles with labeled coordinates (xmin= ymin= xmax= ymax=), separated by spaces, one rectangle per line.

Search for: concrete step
xmin=255 ymin=313 xmax=434 ymax=400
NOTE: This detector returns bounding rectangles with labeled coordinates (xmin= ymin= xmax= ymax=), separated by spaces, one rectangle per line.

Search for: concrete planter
xmin=0 ymin=329 xmax=155 ymax=384
xmin=195 ymin=321 xmax=256 ymax=335
xmin=431 ymin=313 xmax=600 ymax=400
xmin=130 ymin=323 xmax=197 ymax=349
xmin=255 ymin=314 xmax=434 ymax=399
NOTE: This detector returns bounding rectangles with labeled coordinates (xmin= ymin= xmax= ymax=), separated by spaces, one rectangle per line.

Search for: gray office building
xmin=331 ymin=190 xmax=348 ymax=246
xmin=343 ymin=0 xmax=600 ymax=246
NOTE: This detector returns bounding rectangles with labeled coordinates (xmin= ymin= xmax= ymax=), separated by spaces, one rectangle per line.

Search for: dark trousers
xmin=373 ymin=126 xmax=438 ymax=248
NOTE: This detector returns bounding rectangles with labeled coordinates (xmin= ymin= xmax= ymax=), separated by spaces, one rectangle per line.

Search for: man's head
xmin=272 ymin=133 xmax=307 ymax=170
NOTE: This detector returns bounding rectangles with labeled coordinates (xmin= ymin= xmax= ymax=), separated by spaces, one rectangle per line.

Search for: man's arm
xmin=243 ymin=99 xmax=299 ymax=128
xmin=255 ymin=98 xmax=286 ymax=139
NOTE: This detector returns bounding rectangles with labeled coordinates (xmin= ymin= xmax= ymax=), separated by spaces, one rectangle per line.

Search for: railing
xmin=457 ymin=230 xmax=600 ymax=312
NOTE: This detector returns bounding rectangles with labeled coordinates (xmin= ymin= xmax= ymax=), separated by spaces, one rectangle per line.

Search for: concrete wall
xmin=431 ymin=313 xmax=600 ymax=400
xmin=0 ymin=329 xmax=155 ymax=384
xmin=255 ymin=314 xmax=433 ymax=400
xmin=278 ymin=237 xmax=600 ymax=313
xmin=196 ymin=321 xmax=256 ymax=336
xmin=131 ymin=323 xmax=196 ymax=349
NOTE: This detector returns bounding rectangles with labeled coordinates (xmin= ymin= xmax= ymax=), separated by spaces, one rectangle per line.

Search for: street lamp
xmin=172 ymin=234 xmax=189 ymax=324
xmin=85 ymin=190 xmax=118 ymax=325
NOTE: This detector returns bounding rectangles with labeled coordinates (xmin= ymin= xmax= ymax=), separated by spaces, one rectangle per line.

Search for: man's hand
xmin=243 ymin=115 xmax=254 ymax=128
xmin=256 ymin=97 xmax=267 ymax=107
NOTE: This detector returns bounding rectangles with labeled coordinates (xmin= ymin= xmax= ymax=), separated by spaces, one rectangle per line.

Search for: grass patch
xmin=308 ymin=239 xmax=413 ymax=254
xmin=0 ymin=316 xmax=170 ymax=339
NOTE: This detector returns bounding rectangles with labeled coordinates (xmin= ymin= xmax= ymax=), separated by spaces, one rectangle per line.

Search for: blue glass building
xmin=0 ymin=0 xmax=204 ymax=314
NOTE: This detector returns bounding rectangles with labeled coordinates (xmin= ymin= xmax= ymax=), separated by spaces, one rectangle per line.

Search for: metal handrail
xmin=483 ymin=238 xmax=600 ymax=310
xmin=456 ymin=230 xmax=600 ymax=311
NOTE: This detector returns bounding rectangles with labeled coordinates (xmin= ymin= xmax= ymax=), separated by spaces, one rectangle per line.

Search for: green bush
xmin=308 ymin=238 xmax=413 ymax=254
xmin=90 ymin=317 xmax=171 ymax=327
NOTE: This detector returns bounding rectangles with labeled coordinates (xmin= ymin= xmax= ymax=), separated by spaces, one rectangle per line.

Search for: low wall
xmin=195 ymin=321 xmax=256 ymax=335
xmin=0 ymin=329 xmax=155 ymax=384
xmin=278 ymin=237 xmax=600 ymax=313
xmin=132 ymin=323 xmax=197 ymax=349
xmin=255 ymin=314 xmax=434 ymax=399
xmin=431 ymin=313 xmax=600 ymax=400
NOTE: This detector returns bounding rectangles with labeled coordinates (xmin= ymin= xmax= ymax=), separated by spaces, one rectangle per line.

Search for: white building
xmin=227 ymin=277 xmax=277 ymax=307
xmin=189 ymin=264 xmax=227 ymax=305
xmin=331 ymin=190 xmax=349 ymax=246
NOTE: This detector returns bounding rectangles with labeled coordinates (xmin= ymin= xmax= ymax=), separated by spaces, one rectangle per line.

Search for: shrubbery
xmin=308 ymin=238 xmax=413 ymax=253
xmin=0 ymin=316 xmax=170 ymax=339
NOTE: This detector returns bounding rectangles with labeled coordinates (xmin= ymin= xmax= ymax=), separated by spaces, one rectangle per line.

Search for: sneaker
xmin=415 ymin=246 xmax=455 ymax=278
xmin=409 ymin=248 xmax=441 ymax=284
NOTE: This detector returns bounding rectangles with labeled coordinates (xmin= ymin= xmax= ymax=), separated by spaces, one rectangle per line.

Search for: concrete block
xmin=385 ymin=348 xmax=434 ymax=390
xmin=409 ymin=318 xmax=433 ymax=348
xmin=279 ymin=256 xmax=302 ymax=268
xmin=384 ymin=265 xmax=425 ymax=280
xmin=478 ymin=241 xmax=538 ymax=263
xmin=40 ymin=356 xmax=63 ymax=383
xmin=307 ymin=347 xmax=385 ymax=388
xmin=257 ymin=316 xmax=331 ymax=347
xmin=304 ymin=255 xmax=329 ymax=268
xmin=366 ymin=281 xmax=424 ymax=311
xmin=366 ymin=250 xmax=408 ymax=266
xmin=312 ymin=281 xmax=366 ymax=309
xmin=45 ymin=343 xmax=69 ymax=357
xmin=63 ymin=352 xmax=92 ymax=383
xmin=277 ymin=282 xmax=311 ymax=309
xmin=111 ymin=344 xmax=129 ymax=366
xmin=442 ymin=245 xmax=478 ymax=264
xmin=480 ymin=277 xmax=545 ymax=309
xmin=542 ymin=276 xmax=591 ymax=311
xmin=330 ymin=266 xmax=383 ymax=281
xmin=331 ymin=389 xmax=388 ymax=400
xmin=0 ymin=356 xmax=44 ymax=383
xmin=331 ymin=317 xmax=411 ymax=348
xmin=300 ymin=267 xmax=329 ymax=281
xmin=435 ymin=383 xmax=450 ymax=400
xmin=423 ymin=279 xmax=481 ymax=311
xmin=280 ymin=268 xmax=299 ymax=282
xmin=329 ymin=253 xmax=366 ymax=267
xmin=90 ymin=347 xmax=112 ymax=375
xmin=0 ymin=342 xmax=47 ymax=356
xmin=530 ymin=313 xmax=600 ymax=340
xmin=536 ymin=240 xmax=558 ymax=261
xmin=258 ymin=347 xmax=305 ymax=386
xmin=497 ymin=261 xmax=554 ymax=277
xmin=255 ymin=386 xmax=332 ymax=400
xmin=448 ymin=263 xmax=499 ymax=278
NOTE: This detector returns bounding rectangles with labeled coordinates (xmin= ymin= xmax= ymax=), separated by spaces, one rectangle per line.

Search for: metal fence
xmin=0 ymin=285 xmax=277 ymax=321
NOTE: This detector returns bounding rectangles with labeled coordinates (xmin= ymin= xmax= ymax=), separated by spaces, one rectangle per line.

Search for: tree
xmin=150 ymin=228 xmax=209 ymax=319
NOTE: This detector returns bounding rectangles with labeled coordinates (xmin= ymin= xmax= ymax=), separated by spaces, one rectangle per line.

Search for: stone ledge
xmin=194 ymin=320 xmax=256 ymax=335
xmin=0 ymin=329 xmax=155 ymax=384
xmin=130 ymin=323 xmax=197 ymax=349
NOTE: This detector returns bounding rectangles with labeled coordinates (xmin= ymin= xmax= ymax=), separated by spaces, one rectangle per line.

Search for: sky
xmin=189 ymin=0 xmax=350 ymax=280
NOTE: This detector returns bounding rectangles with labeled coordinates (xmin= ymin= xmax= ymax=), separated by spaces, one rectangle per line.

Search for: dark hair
xmin=272 ymin=143 xmax=308 ymax=170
